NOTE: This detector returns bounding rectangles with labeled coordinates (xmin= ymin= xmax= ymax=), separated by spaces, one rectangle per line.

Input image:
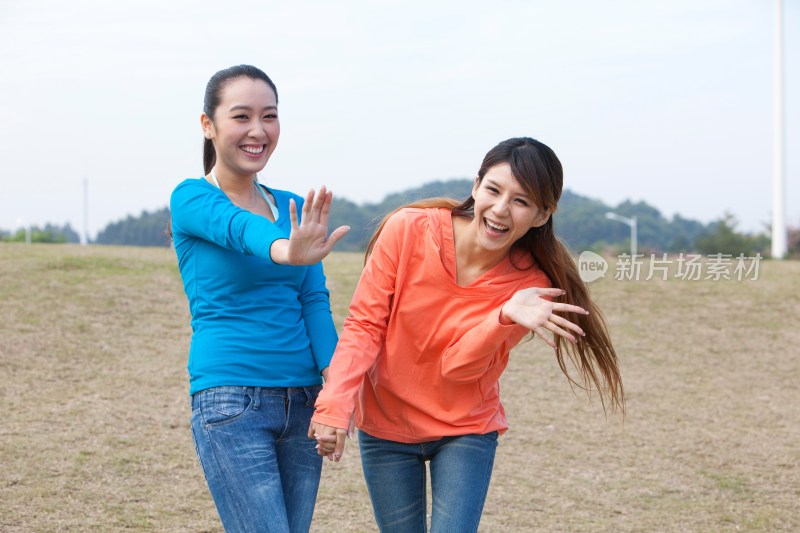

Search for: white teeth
xmin=485 ymin=218 xmax=508 ymax=231
xmin=242 ymin=145 xmax=264 ymax=154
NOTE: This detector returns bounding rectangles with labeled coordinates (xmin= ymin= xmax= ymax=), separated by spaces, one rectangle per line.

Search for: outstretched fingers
xmin=544 ymin=320 xmax=578 ymax=343
xmin=538 ymin=287 xmax=568 ymax=298
xmin=323 ymin=225 xmax=351 ymax=250
xmin=534 ymin=318 xmax=579 ymax=347
xmin=538 ymin=298 xmax=588 ymax=346
xmin=553 ymin=313 xmax=585 ymax=335
xmin=302 ymin=189 xmax=315 ymax=223
xmin=534 ymin=326 xmax=557 ymax=348
xmin=296 ymin=187 xmax=334 ymax=227
xmin=309 ymin=186 xmax=327 ymax=224
xmin=317 ymin=188 xmax=333 ymax=227
xmin=552 ymin=302 xmax=589 ymax=316
xmin=288 ymin=198 xmax=299 ymax=231
xmin=285 ymin=187 xmax=349 ymax=265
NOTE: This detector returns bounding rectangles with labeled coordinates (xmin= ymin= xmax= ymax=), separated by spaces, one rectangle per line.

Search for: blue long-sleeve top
xmin=170 ymin=177 xmax=338 ymax=395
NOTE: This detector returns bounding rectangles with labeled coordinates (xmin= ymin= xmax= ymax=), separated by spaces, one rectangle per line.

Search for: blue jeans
xmin=191 ymin=386 xmax=322 ymax=533
xmin=359 ymin=430 xmax=499 ymax=533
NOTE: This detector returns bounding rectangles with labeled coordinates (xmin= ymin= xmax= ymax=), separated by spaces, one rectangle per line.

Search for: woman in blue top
xmin=170 ymin=64 xmax=349 ymax=533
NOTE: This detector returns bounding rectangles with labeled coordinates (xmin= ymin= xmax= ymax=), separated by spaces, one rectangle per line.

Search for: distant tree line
xmin=0 ymin=223 xmax=80 ymax=244
xmin=3 ymin=179 xmax=795 ymax=257
xmin=94 ymin=208 xmax=171 ymax=247
xmin=553 ymin=192 xmax=773 ymax=256
xmin=326 ymin=179 xmax=476 ymax=251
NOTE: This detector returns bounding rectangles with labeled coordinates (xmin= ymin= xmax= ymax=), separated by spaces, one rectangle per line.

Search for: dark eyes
xmin=485 ymin=186 xmax=529 ymax=206
xmin=232 ymin=114 xmax=278 ymax=120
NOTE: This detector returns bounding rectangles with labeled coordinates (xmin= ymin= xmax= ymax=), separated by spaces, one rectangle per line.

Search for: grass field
xmin=1 ymin=243 xmax=798 ymax=532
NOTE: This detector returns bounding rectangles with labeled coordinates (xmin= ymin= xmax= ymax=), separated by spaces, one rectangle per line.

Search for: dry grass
xmin=1 ymin=243 xmax=798 ymax=532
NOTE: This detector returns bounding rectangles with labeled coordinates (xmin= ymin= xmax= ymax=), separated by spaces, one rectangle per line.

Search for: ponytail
xmin=203 ymin=138 xmax=216 ymax=175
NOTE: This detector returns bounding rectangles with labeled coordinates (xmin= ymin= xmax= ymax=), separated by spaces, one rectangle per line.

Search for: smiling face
xmin=201 ymin=76 xmax=280 ymax=178
xmin=470 ymin=162 xmax=551 ymax=255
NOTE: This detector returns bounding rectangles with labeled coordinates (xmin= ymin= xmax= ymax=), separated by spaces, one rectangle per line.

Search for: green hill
xmin=87 ymin=178 xmax=774 ymax=255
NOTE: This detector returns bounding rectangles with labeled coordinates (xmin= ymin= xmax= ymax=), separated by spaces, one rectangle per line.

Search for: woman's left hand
xmin=271 ymin=187 xmax=350 ymax=265
xmin=500 ymin=287 xmax=588 ymax=348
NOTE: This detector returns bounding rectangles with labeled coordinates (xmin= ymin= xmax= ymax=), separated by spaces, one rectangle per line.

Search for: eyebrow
xmin=485 ymin=178 xmax=530 ymax=198
xmin=228 ymin=104 xmax=278 ymax=112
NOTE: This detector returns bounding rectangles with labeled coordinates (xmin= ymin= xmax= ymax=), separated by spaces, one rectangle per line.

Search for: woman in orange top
xmin=311 ymin=137 xmax=624 ymax=532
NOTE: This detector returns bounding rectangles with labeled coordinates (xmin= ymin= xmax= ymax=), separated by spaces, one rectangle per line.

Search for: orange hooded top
xmin=312 ymin=208 xmax=551 ymax=443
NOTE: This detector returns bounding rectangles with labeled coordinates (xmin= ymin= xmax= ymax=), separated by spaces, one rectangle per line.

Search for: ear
xmin=200 ymin=113 xmax=215 ymax=140
xmin=531 ymin=208 xmax=553 ymax=229
xmin=471 ymin=176 xmax=481 ymax=196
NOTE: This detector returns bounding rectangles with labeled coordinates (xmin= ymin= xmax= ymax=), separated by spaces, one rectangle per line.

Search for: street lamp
xmin=606 ymin=212 xmax=637 ymax=257
xmin=15 ymin=218 xmax=31 ymax=245
xmin=772 ymin=0 xmax=787 ymax=259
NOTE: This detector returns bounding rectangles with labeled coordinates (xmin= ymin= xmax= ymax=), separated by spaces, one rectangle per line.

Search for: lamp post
xmin=82 ymin=178 xmax=89 ymax=246
xmin=772 ymin=0 xmax=787 ymax=259
xmin=606 ymin=212 xmax=637 ymax=257
xmin=15 ymin=217 xmax=31 ymax=245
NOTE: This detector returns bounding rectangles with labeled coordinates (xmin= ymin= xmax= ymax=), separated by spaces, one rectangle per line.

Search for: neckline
xmin=440 ymin=209 xmax=513 ymax=289
xmin=209 ymin=169 xmax=279 ymax=221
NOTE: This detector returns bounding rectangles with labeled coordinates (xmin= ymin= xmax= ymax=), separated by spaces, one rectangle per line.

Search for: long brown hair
xmin=366 ymin=137 xmax=624 ymax=414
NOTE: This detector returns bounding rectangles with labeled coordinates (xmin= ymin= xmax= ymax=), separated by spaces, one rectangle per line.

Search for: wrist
xmin=498 ymin=303 xmax=514 ymax=326
xmin=269 ymin=239 xmax=290 ymax=265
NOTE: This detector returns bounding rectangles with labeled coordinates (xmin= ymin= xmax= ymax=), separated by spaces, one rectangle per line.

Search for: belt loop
xmin=303 ymin=387 xmax=313 ymax=407
xmin=252 ymin=387 xmax=261 ymax=410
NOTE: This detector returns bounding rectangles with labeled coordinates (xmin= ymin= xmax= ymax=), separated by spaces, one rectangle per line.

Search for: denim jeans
xmin=359 ymin=430 xmax=499 ymax=533
xmin=191 ymin=386 xmax=323 ymax=533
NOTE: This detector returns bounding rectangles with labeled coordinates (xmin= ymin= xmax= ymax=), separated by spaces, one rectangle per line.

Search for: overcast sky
xmin=1 ymin=0 xmax=797 ymax=239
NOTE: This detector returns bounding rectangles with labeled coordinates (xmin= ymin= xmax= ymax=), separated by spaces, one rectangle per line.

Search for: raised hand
xmin=271 ymin=186 xmax=350 ymax=265
xmin=500 ymin=287 xmax=588 ymax=348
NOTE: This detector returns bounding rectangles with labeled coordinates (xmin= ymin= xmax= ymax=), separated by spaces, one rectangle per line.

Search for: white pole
xmin=15 ymin=217 xmax=31 ymax=244
xmin=606 ymin=212 xmax=638 ymax=257
xmin=772 ymin=0 xmax=787 ymax=259
xmin=82 ymin=178 xmax=88 ymax=246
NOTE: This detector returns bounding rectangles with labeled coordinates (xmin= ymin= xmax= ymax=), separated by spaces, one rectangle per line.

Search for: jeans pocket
xmin=200 ymin=388 xmax=252 ymax=426
xmin=307 ymin=385 xmax=322 ymax=405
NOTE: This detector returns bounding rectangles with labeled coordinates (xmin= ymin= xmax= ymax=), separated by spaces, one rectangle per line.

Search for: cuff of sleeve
xmin=242 ymin=216 xmax=285 ymax=265
xmin=488 ymin=307 xmax=529 ymax=338
xmin=263 ymin=237 xmax=283 ymax=266
xmin=310 ymin=412 xmax=352 ymax=433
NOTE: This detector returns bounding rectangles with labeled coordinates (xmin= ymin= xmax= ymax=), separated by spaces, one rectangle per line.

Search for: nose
xmin=248 ymin=119 xmax=267 ymax=139
xmin=492 ymin=195 xmax=511 ymax=217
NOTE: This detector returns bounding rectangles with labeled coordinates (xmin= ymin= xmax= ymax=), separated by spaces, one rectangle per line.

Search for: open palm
xmin=501 ymin=287 xmax=588 ymax=347
xmin=286 ymin=186 xmax=350 ymax=265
